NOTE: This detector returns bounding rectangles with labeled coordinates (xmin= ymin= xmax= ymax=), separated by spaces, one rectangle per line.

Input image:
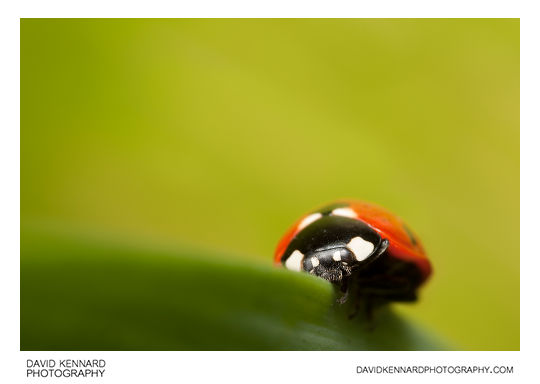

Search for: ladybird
xmin=275 ymin=201 xmax=432 ymax=303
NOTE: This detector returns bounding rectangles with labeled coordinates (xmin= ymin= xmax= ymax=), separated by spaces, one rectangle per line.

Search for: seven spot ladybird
xmin=275 ymin=201 xmax=432 ymax=306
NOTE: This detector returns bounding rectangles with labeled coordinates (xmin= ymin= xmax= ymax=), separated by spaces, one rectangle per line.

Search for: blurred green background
xmin=21 ymin=19 xmax=519 ymax=350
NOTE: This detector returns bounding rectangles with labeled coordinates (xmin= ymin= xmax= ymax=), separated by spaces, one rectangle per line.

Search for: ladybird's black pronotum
xmin=275 ymin=201 xmax=432 ymax=304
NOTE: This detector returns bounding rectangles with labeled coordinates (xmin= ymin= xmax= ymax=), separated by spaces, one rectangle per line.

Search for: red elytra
xmin=274 ymin=200 xmax=431 ymax=283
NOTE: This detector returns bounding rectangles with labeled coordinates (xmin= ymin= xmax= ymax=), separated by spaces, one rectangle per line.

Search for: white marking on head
xmin=331 ymin=207 xmax=357 ymax=219
xmin=285 ymin=250 xmax=304 ymax=271
xmin=298 ymin=213 xmax=323 ymax=230
xmin=347 ymin=236 xmax=375 ymax=262
xmin=310 ymin=257 xmax=320 ymax=268
xmin=332 ymin=250 xmax=341 ymax=261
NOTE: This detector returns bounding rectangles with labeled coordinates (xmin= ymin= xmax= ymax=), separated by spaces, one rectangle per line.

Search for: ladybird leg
xmin=346 ymin=296 xmax=376 ymax=330
xmin=349 ymin=296 xmax=376 ymax=330
xmin=347 ymin=302 xmax=360 ymax=319
xmin=337 ymin=289 xmax=349 ymax=305
xmin=364 ymin=297 xmax=375 ymax=326
xmin=337 ymin=278 xmax=349 ymax=305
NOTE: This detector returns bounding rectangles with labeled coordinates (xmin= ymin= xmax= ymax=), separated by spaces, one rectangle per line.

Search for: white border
xmin=2 ymin=1 xmax=536 ymax=383
xmin=5 ymin=0 xmax=526 ymax=18
xmin=19 ymin=351 xmax=522 ymax=383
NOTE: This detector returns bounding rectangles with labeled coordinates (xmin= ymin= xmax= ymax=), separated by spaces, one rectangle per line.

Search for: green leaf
xmin=21 ymin=223 xmax=447 ymax=350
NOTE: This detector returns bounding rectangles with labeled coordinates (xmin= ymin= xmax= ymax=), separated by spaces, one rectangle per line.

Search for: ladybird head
xmin=281 ymin=215 xmax=389 ymax=284
xmin=302 ymin=246 xmax=359 ymax=282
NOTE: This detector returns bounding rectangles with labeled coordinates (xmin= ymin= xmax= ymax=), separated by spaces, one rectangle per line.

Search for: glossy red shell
xmin=274 ymin=200 xmax=432 ymax=282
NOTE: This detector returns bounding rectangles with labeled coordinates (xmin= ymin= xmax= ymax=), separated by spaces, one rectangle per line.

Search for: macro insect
xmin=274 ymin=201 xmax=432 ymax=309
